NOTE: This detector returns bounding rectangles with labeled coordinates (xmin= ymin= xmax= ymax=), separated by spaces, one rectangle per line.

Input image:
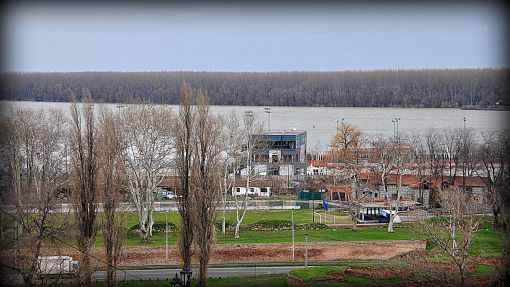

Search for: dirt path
xmin=40 ymin=240 xmax=426 ymax=267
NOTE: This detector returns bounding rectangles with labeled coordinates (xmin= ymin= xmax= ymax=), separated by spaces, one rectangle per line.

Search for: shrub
xmin=129 ymin=222 xmax=177 ymax=233
xmin=297 ymin=223 xmax=329 ymax=230
xmin=249 ymin=220 xmax=292 ymax=231
xmin=215 ymin=220 xmax=235 ymax=231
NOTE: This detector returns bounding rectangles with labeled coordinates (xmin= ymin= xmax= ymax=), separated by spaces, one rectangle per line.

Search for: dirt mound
xmin=37 ymin=240 xmax=425 ymax=267
xmin=345 ymin=266 xmax=412 ymax=279
xmin=317 ymin=272 xmax=345 ymax=283
xmin=345 ymin=262 xmax=477 ymax=282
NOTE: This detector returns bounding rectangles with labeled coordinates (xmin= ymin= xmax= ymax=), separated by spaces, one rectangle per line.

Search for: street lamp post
xmin=336 ymin=118 xmax=344 ymax=132
xmin=264 ymin=108 xmax=271 ymax=131
xmin=180 ymin=268 xmax=193 ymax=287
xmin=171 ymin=273 xmax=183 ymax=287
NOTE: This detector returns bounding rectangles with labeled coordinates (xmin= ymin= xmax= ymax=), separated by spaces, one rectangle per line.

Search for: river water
xmin=1 ymin=101 xmax=508 ymax=150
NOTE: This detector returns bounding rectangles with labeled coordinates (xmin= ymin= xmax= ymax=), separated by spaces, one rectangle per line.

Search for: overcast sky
xmin=2 ymin=2 xmax=507 ymax=72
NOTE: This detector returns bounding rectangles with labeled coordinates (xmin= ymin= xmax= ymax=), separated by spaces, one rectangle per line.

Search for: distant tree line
xmin=1 ymin=69 xmax=508 ymax=107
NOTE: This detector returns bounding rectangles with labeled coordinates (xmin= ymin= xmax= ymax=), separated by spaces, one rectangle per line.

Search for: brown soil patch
xmin=31 ymin=240 xmax=425 ymax=267
xmin=345 ymin=266 xmax=413 ymax=280
xmin=364 ymin=275 xmax=498 ymax=287
xmin=471 ymin=256 xmax=500 ymax=267
xmin=317 ymin=272 xmax=345 ymax=283
xmin=345 ymin=261 xmax=476 ymax=280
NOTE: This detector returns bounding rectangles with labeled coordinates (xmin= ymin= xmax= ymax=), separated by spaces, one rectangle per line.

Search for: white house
xmin=232 ymin=186 xmax=272 ymax=197
xmin=240 ymin=164 xmax=267 ymax=177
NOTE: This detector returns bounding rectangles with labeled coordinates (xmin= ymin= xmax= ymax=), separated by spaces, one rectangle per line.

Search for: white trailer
xmin=37 ymin=256 xmax=79 ymax=277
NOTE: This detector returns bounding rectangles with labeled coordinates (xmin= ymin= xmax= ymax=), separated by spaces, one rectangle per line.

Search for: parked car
xmin=161 ymin=191 xmax=176 ymax=200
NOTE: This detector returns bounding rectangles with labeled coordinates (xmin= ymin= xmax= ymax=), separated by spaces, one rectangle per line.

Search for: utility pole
xmin=392 ymin=117 xmax=401 ymax=142
xmin=165 ymin=210 xmax=168 ymax=262
xmin=304 ymin=233 xmax=308 ymax=268
xmin=292 ymin=208 xmax=295 ymax=261
xmin=312 ymin=200 xmax=315 ymax=223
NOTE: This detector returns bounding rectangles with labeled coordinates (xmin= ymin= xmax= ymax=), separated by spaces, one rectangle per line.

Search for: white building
xmin=232 ymin=186 xmax=272 ymax=197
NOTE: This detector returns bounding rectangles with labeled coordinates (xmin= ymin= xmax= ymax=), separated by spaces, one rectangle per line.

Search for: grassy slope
xmin=33 ymin=209 xmax=500 ymax=258
xmin=289 ymin=262 xmax=499 ymax=287
xmin=98 ymin=210 xmax=501 ymax=257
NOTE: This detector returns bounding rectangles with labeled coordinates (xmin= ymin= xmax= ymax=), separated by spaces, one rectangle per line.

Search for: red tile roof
xmin=358 ymin=172 xmax=487 ymax=188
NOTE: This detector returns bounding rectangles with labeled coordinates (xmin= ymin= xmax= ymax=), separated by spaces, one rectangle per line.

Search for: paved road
xmin=92 ymin=266 xmax=311 ymax=282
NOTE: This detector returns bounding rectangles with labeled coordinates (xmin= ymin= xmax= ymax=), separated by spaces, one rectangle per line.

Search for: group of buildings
xmin=157 ymin=129 xmax=491 ymax=213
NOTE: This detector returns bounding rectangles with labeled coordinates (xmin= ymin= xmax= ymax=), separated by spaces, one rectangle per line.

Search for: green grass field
xmin=3 ymin=209 xmax=501 ymax=258
xmin=97 ymin=210 xmax=502 ymax=259
xmin=288 ymin=262 xmax=499 ymax=287
xmin=90 ymin=274 xmax=288 ymax=287
xmin=98 ymin=210 xmax=420 ymax=247
xmin=86 ymin=263 xmax=497 ymax=287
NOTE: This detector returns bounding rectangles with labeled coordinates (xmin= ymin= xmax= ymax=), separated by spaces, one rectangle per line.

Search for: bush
xmin=297 ymin=223 xmax=329 ymax=230
xmin=129 ymin=222 xmax=177 ymax=233
xmin=215 ymin=220 xmax=235 ymax=231
xmin=244 ymin=220 xmax=330 ymax=231
xmin=249 ymin=220 xmax=292 ymax=231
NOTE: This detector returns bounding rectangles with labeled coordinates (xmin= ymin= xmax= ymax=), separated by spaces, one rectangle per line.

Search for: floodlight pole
xmin=264 ymin=107 xmax=271 ymax=131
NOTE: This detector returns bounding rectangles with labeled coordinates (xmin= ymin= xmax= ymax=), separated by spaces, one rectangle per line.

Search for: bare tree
xmin=97 ymin=106 xmax=124 ymax=287
xmin=174 ymin=81 xmax=196 ymax=269
xmin=0 ymin=108 xmax=70 ymax=285
xmin=371 ymin=136 xmax=394 ymax=200
xmin=477 ymin=131 xmax=510 ymax=227
xmin=387 ymin=133 xmax=416 ymax=233
xmin=418 ymin=187 xmax=482 ymax=287
xmin=220 ymin=112 xmax=241 ymax=235
xmin=191 ymin=90 xmax=224 ymax=287
xmin=409 ymin=133 xmax=429 ymax=205
xmin=232 ymin=111 xmax=264 ymax=239
xmin=425 ymin=128 xmax=445 ymax=179
xmin=118 ymin=103 xmax=172 ymax=241
xmin=442 ymin=129 xmax=465 ymax=183
xmin=69 ymin=92 xmax=98 ymax=287
xmin=329 ymin=122 xmax=366 ymax=231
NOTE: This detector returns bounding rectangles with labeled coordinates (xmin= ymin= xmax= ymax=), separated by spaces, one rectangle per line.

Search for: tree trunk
xmin=148 ymin=209 xmax=154 ymax=237
xmin=81 ymin=249 xmax=91 ymax=287
xmin=222 ymin=196 xmax=226 ymax=235
xmin=388 ymin=202 xmax=395 ymax=233
xmin=222 ymin=218 xmax=226 ymax=236
xmin=138 ymin=214 xmax=148 ymax=242
xmin=234 ymin=219 xmax=242 ymax=239
xmin=198 ymin=255 xmax=208 ymax=287
xmin=351 ymin=205 xmax=358 ymax=232
xmin=458 ymin=260 xmax=466 ymax=287
xmin=107 ymin=257 xmax=115 ymax=287
xmin=234 ymin=193 xmax=248 ymax=239
xmin=492 ymin=202 xmax=500 ymax=228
